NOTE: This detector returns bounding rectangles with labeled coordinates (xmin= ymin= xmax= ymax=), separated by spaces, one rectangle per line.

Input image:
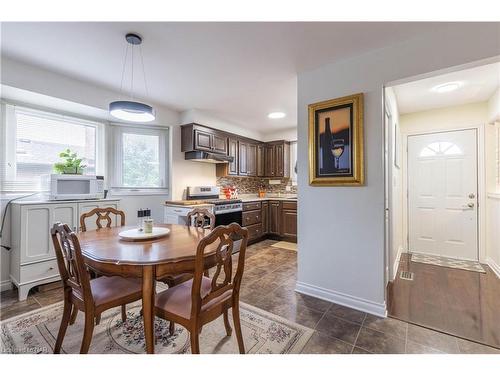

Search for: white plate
xmin=118 ymin=227 xmax=170 ymax=241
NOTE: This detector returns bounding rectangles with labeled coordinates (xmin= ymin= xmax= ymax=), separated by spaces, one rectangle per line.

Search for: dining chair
xmin=51 ymin=222 xmax=142 ymax=354
xmin=79 ymin=206 xmax=126 ymax=232
xmin=161 ymin=207 xmax=215 ymax=288
xmin=154 ymin=222 xmax=249 ymax=354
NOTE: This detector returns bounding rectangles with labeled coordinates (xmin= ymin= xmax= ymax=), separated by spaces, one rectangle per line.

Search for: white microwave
xmin=49 ymin=174 xmax=105 ymax=200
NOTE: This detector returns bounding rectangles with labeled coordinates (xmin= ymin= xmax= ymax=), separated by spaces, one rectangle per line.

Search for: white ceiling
xmin=393 ymin=62 xmax=500 ymax=114
xmin=1 ymin=22 xmax=455 ymax=132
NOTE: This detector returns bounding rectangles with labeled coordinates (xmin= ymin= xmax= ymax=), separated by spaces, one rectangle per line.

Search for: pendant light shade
xmin=109 ymin=101 xmax=155 ymax=122
xmin=110 ymin=33 xmax=156 ymax=123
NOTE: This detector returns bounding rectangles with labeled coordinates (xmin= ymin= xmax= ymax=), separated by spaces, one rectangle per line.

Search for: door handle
xmin=461 ymin=203 xmax=474 ymax=209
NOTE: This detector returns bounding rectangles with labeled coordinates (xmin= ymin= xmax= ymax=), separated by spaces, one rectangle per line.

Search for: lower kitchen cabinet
xmin=280 ymin=201 xmax=297 ymax=242
xmin=242 ymin=199 xmax=296 ymax=243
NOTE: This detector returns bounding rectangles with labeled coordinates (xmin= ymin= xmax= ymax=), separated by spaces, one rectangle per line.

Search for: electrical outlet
xmin=268 ymin=180 xmax=281 ymax=185
xmin=285 ymin=185 xmax=291 ymax=192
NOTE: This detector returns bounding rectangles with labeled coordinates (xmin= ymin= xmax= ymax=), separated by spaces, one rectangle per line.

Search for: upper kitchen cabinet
xmin=181 ymin=123 xmax=228 ymax=155
xmin=265 ymin=141 xmax=290 ymax=178
xmin=227 ymin=137 xmax=239 ymax=175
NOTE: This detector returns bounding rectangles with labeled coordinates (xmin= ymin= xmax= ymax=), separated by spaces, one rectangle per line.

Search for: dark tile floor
xmin=1 ymin=239 xmax=499 ymax=354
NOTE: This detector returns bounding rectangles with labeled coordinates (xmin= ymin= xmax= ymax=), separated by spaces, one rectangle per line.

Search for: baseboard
xmin=0 ymin=279 xmax=13 ymax=292
xmin=392 ymin=246 xmax=404 ymax=281
xmin=485 ymin=257 xmax=500 ymax=279
xmin=295 ymin=281 xmax=387 ymax=318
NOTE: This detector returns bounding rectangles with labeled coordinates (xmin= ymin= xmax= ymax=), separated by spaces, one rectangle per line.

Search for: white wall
xmin=296 ymin=23 xmax=500 ymax=317
xmin=385 ymin=88 xmax=403 ymax=281
xmin=488 ymin=88 xmax=500 ymax=123
xmin=262 ymin=127 xmax=298 ymax=142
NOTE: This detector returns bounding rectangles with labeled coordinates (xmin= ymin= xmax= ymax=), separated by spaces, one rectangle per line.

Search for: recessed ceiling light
xmin=431 ymin=81 xmax=463 ymax=93
xmin=268 ymin=112 xmax=286 ymax=119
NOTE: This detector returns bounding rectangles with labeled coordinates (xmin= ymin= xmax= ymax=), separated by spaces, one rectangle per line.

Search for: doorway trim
xmin=401 ymin=124 xmax=486 ymax=263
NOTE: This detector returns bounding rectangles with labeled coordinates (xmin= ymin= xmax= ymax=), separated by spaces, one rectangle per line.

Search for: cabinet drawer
xmin=282 ymin=201 xmax=297 ymax=210
xmin=243 ymin=201 xmax=261 ymax=211
xmin=21 ymin=259 xmax=59 ymax=283
xmin=246 ymin=223 xmax=262 ymax=241
xmin=242 ymin=209 xmax=261 ymax=226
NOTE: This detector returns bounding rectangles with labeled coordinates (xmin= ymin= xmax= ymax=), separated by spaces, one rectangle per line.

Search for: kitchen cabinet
xmin=265 ymin=141 xmax=290 ymax=178
xmin=269 ymin=200 xmax=281 ymax=235
xmin=9 ymin=199 xmax=120 ymax=301
xmin=247 ymin=143 xmax=257 ymax=177
xmin=238 ymin=141 xmax=248 ymax=175
xmin=280 ymin=201 xmax=297 ymax=242
xmin=227 ymin=138 xmax=239 ymax=175
xmin=181 ymin=123 xmax=228 ymax=155
xmin=261 ymin=201 xmax=269 ymax=234
xmin=257 ymin=144 xmax=265 ymax=177
xmin=264 ymin=145 xmax=275 ymax=177
xmin=185 ymin=123 xmax=290 ymax=178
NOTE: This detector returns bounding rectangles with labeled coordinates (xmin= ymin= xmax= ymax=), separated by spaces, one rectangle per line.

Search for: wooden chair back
xmin=187 ymin=207 xmax=215 ymax=229
xmin=51 ymin=222 xmax=92 ymax=302
xmin=190 ymin=223 xmax=248 ymax=318
xmin=80 ymin=207 xmax=125 ymax=232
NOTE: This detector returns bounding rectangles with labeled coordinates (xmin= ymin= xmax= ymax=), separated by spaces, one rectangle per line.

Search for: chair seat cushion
xmin=155 ymin=276 xmax=232 ymax=319
xmin=90 ymin=276 xmax=142 ymax=307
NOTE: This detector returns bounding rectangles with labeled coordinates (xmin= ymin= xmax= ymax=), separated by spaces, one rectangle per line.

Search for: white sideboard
xmin=9 ymin=199 xmax=120 ymax=301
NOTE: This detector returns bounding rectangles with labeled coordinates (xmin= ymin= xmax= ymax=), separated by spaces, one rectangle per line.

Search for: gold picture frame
xmin=308 ymin=93 xmax=364 ymax=186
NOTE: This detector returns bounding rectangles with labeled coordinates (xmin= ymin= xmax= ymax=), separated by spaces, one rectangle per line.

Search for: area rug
xmin=271 ymin=241 xmax=297 ymax=251
xmin=411 ymin=253 xmax=486 ymax=273
xmin=0 ymin=301 xmax=313 ymax=354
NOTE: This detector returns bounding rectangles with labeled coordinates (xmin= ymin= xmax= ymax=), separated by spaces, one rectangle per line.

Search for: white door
xmin=408 ymin=129 xmax=478 ymax=260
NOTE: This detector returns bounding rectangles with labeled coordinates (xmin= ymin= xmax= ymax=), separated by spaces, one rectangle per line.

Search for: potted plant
xmin=53 ymin=149 xmax=87 ymax=175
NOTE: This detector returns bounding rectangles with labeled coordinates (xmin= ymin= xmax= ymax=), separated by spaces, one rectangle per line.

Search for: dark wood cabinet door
xmin=212 ymin=133 xmax=228 ymax=154
xmin=247 ymin=143 xmax=257 ymax=176
xmin=194 ymin=129 xmax=212 ymax=151
xmin=275 ymin=143 xmax=284 ymax=177
xmin=261 ymin=201 xmax=269 ymax=234
xmin=281 ymin=209 xmax=297 ymax=239
xmin=265 ymin=145 xmax=275 ymax=177
xmin=227 ymin=138 xmax=239 ymax=175
xmin=257 ymin=144 xmax=265 ymax=177
xmin=238 ymin=141 xmax=248 ymax=175
xmin=269 ymin=201 xmax=281 ymax=234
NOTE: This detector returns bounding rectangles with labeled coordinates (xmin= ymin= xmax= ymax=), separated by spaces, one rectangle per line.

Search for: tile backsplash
xmin=216 ymin=176 xmax=297 ymax=194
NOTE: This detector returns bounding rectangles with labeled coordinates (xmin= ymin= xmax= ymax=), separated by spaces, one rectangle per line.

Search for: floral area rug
xmin=1 ymin=301 xmax=313 ymax=354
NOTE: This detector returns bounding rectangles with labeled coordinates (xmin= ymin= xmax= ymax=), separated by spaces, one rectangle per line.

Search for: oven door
xmin=215 ymin=211 xmax=243 ymax=254
xmin=215 ymin=211 xmax=242 ymax=226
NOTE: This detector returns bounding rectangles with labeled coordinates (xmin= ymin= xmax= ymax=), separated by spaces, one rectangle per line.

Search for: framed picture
xmin=308 ymin=93 xmax=364 ymax=186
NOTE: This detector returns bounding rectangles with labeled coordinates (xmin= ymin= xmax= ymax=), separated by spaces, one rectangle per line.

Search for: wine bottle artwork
xmin=331 ymin=139 xmax=345 ymax=169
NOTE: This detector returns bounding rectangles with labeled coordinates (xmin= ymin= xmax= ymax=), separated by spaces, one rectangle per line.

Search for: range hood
xmin=184 ymin=151 xmax=233 ymax=164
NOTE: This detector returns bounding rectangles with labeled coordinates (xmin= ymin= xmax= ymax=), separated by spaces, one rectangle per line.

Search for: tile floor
xmin=1 ymin=239 xmax=499 ymax=354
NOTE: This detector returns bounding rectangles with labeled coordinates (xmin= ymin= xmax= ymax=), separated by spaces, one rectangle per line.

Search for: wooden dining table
xmin=77 ymin=223 xmax=216 ymax=354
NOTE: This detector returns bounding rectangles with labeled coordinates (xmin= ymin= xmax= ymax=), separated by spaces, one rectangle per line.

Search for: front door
xmin=408 ymin=129 xmax=478 ymax=260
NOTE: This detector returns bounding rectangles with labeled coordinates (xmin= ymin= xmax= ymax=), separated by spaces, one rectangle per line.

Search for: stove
xmin=186 ymin=186 xmax=242 ymax=225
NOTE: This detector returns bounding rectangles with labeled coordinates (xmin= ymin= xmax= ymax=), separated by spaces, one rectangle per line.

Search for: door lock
xmin=468 ymin=193 xmax=476 ymax=199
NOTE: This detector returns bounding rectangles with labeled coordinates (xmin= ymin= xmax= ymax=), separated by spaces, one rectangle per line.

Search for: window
xmin=419 ymin=141 xmax=462 ymax=157
xmin=110 ymin=124 xmax=169 ymax=194
xmin=1 ymin=105 xmax=103 ymax=192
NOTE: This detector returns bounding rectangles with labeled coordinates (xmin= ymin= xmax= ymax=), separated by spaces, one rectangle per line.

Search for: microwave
xmin=49 ymin=174 xmax=105 ymax=200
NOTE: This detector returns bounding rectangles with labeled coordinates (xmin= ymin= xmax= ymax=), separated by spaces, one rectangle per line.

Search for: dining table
xmin=77 ymin=223 xmax=216 ymax=354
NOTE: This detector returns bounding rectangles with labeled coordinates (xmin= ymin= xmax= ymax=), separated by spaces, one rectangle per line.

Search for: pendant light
xmin=109 ymin=33 xmax=155 ymax=122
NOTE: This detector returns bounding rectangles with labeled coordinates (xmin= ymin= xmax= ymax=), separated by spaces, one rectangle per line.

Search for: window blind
xmin=1 ymin=106 xmax=100 ymax=192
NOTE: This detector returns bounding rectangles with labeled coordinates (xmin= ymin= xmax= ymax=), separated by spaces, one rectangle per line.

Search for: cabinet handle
xmin=49 ymin=267 xmax=54 ymax=270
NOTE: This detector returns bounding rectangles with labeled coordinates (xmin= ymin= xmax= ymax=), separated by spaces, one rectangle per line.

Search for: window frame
xmin=1 ymin=103 xmax=104 ymax=192
xmin=109 ymin=123 xmax=169 ymax=195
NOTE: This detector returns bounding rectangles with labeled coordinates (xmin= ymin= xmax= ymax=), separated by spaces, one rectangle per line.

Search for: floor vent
xmin=400 ymin=271 xmax=414 ymax=281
